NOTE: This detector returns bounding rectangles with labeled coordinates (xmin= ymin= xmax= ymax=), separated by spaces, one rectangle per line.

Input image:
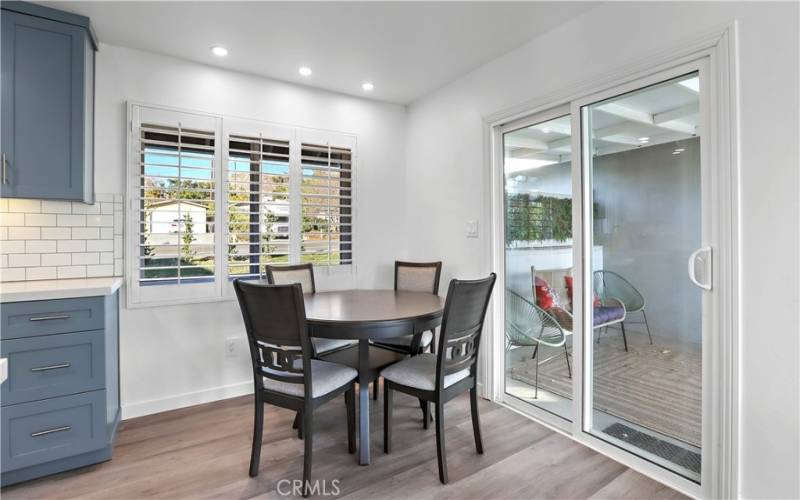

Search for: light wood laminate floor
xmin=2 ymin=390 xmax=686 ymax=499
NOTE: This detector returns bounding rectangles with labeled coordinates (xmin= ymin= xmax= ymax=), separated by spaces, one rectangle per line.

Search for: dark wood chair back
xmin=233 ymin=280 xmax=312 ymax=397
xmin=265 ymin=263 xmax=316 ymax=294
xmin=394 ymin=261 xmax=442 ymax=294
xmin=435 ymin=274 xmax=496 ymax=389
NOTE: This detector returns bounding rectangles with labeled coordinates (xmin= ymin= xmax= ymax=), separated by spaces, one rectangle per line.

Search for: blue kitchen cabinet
xmin=0 ymin=292 xmax=119 ymax=486
xmin=0 ymin=2 xmax=97 ymax=202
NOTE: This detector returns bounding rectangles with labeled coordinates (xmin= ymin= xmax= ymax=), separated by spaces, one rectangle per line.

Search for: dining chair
xmin=371 ymin=260 xmax=442 ymax=400
xmin=381 ymin=273 xmax=496 ymax=484
xmin=265 ymin=263 xmax=357 ymax=356
xmin=233 ymin=280 xmax=357 ymax=497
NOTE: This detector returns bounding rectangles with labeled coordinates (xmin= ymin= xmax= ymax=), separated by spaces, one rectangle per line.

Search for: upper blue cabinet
xmin=1 ymin=2 xmax=97 ymax=203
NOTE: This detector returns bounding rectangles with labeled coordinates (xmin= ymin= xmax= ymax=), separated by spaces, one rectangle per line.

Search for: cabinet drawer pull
xmin=30 ymin=362 xmax=71 ymax=372
xmin=31 ymin=425 xmax=72 ymax=437
xmin=29 ymin=314 xmax=71 ymax=322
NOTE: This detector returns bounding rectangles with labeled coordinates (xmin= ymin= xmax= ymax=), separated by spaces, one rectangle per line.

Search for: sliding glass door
xmin=582 ymin=72 xmax=706 ymax=482
xmin=499 ymin=65 xmax=711 ymax=486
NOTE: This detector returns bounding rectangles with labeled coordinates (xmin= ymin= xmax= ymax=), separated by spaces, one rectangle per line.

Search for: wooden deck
xmin=2 ymin=390 xmax=686 ymax=499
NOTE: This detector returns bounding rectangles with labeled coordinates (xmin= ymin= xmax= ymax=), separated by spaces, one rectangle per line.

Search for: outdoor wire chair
xmin=593 ymin=270 xmax=653 ymax=350
xmin=505 ymin=288 xmax=569 ymax=398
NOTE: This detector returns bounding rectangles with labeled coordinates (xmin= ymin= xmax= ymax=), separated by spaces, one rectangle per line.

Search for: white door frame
xmin=483 ymin=22 xmax=740 ymax=499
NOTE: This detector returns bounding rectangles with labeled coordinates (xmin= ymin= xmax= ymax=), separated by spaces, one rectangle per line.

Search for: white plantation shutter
xmin=226 ymin=134 xmax=291 ymax=279
xmin=300 ymin=143 xmax=353 ymax=266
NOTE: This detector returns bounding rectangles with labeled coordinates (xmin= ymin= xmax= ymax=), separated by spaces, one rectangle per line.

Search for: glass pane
xmin=503 ymin=115 xmax=574 ymax=421
xmin=585 ymin=72 xmax=702 ymax=482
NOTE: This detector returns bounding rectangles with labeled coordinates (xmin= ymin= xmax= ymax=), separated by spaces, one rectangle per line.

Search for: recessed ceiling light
xmin=299 ymin=66 xmax=312 ymax=77
xmin=672 ymin=150 xmax=682 ymax=155
xmin=638 ymin=136 xmax=649 ymax=142
xmin=211 ymin=46 xmax=228 ymax=57
xmin=541 ymin=127 xmax=551 ymax=134
xmin=361 ymin=82 xmax=374 ymax=91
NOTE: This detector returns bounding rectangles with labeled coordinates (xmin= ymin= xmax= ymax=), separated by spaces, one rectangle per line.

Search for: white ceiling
xmin=505 ymin=73 xmax=701 ymax=174
xmin=40 ymin=1 xmax=595 ymax=105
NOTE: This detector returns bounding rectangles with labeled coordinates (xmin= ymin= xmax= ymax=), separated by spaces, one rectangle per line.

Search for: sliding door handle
xmin=688 ymin=246 xmax=712 ymax=291
xmin=2 ymin=153 xmax=8 ymax=184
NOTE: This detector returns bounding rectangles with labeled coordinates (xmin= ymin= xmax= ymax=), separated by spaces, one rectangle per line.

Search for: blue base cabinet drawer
xmin=1 ymin=391 xmax=106 ymax=472
xmin=1 ymin=330 xmax=105 ymax=406
xmin=1 ymin=297 xmax=104 ymax=339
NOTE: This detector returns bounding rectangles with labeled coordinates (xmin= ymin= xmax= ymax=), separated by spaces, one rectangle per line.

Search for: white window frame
xmin=126 ymin=103 xmax=358 ymax=307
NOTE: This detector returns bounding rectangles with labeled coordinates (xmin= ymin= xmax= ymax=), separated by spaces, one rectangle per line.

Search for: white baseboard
xmin=121 ymin=381 xmax=253 ymax=420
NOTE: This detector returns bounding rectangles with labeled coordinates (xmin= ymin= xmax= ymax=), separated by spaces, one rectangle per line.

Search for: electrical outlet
xmin=225 ymin=337 xmax=238 ymax=357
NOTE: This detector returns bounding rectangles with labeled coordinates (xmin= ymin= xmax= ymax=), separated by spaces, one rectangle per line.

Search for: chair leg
xmin=346 ymin=386 xmax=356 ymax=454
xmin=292 ymin=412 xmax=301 ymax=430
xmin=384 ymin=383 xmax=393 ymax=454
xmin=302 ymin=409 xmax=313 ymax=498
xmin=430 ymin=331 xmax=436 ymax=354
xmin=531 ymin=344 xmax=538 ymax=360
xmin=422 ymin=400 xmax=431 ymax=430
xmin=620 ymin=321 xmax=629 ymax=352
xmin=249 ymin=393 xmax=263 ymax=477
xmin=435 ymin=401 xmax=448 ymax=484
xmin=297 ymin=411 xmax=304 ymax=440
xmin=534 ymin=345 xmax=539 ymax=399
xmin=373 ymin=379 xmax=379 ymax=401
xmin=564 ymin=343 xmax=572 ymax=378
xmin=642 ymin=310 xmax=653 ymax=345
xmin=469 ymin=387 xmax=483 ymax=454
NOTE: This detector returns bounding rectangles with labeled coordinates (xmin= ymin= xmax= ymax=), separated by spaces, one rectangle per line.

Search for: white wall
xmin=94 ymin=44 xmax=408 ymax=418
xmin=403 ymin=2 xmax=799 ymax=498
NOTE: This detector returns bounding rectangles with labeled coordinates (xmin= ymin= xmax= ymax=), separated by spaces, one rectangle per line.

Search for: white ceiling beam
xmin=654 ymin=102 xmax=699 ymax=124
xmin=596 ymin=101 xmax=698 ymax=136
xmin=504 ymin=136 xmax=548 ymax=150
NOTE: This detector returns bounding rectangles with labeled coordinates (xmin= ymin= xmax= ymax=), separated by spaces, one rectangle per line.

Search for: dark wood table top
xmin=304 ymin=289 xmax=445 ymax=326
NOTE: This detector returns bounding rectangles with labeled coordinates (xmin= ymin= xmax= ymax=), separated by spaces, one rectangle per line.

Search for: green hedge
xmin=505 ymin=194 xmax=572 ymax=244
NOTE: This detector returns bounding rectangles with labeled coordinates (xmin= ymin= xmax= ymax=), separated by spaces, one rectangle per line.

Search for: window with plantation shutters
xmin=227 ymin=135 xmax=291 ymax=279
xmin=300 ymin=143 xmax=353 ymax=265
xmin=137 ymin=123 xmax=216 ymax=286
xmin=128 ymin=104 xmax=355 ymax=306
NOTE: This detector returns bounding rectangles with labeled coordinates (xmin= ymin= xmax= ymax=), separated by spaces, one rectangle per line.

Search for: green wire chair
xmin=593 ymin=270 xmax=653 ymax=350
xmin=505 ymin=289 xmax=570 ymax=399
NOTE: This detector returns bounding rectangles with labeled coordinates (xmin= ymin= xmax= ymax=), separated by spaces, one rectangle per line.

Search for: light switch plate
xmin=466 ymin=220 xmax=478 ymax=238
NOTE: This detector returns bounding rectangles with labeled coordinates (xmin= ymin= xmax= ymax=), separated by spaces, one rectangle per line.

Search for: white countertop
xmin=0 ymin=277 xmax=124 ymax=303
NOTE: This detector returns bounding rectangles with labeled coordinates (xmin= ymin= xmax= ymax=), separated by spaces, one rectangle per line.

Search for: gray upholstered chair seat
xmin=262 ymin=359 xmax=357 ymax=398
xmin=312 ymin=338 xmax=358 ymax=355
xmin=380 ymin=353 xmax=470 ymax=391
xmin=373 ymin=331 xmax=433 ymax=349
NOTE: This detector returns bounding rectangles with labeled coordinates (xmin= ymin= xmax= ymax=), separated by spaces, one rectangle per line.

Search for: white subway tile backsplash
xmin=41 ymin=227 xmax=71 ymax=240
xmin=1 ymin=194 xmax=124 ymax=281
xmin=87 ymin=239 xmax=113 ymax=252
xmin=25 ymin=240 xmax=57 ymax=253
xmin=25 ymin=213 xmax=57 ymax=226
xmin=57 ymin=240 xmax=86 ymax=253
xmin=0 ymin=213 xmax=25 ymax=226
xmin=71 ymin=227 xmax=100 ymax=239
xmin=86 ymin=215 xmax=113 ymax=227
xmin=71 ymin=202 xmax=101 ymax=215
xmin=1 ymin=240 xmax=25 ymax=253
xmin=8 ymin=199 xmax=40 ymax=213
xmin=41 ymin=200 xmax=72 ymax=214
xmin=0 ymin=268 xmax=26 ymax=281
xmin=57 ymin=214 xmax=86 ymax=227
xmin=86 ymin=264 xmax=113 ymax=278
xmin=41 ymin=253 xmax=71 ymax=266
xmin=9 ymin=253 xmax=40 ymax=267
xmin=57 ymin=265 xmax=87 ymax=279
xmin=72 ymin=252 xmax=99 ymax=265
xmin=26 ymin=266 xmax=57 ymax=280
xmin=8 ymin=227 xmax=40 ymax=240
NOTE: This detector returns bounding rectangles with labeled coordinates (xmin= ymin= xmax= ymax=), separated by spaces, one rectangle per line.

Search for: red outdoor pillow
xmin=564 ymin=275 xmax=601 ymax=308
xmin=534 ymin=276 xmax=556 ymax=310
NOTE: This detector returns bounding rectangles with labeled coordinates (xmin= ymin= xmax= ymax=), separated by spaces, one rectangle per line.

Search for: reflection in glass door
xmin=583 ymin=72 xmax=705 ymax=482
xmin=502 ymin=114 xmax=576 ymax=421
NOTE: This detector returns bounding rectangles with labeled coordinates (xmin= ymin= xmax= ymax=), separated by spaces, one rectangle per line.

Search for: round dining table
xmin=304 ymin=289 xmax=445 ymax=465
